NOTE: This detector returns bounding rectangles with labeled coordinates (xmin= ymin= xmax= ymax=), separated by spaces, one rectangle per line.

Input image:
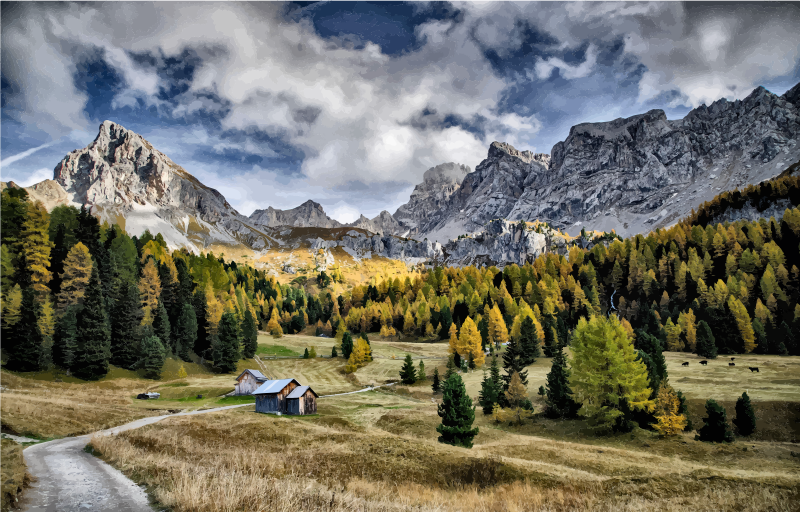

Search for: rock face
xmin=52 ymin=120 xmax=272 ymax=251
xmin=401 ymin=82 xmax=800 ymax=242
xmin=392 ymin=162 xmax=471 ymax=237
xmin=346 ymin=210 xmax=405 ymax=235
xmin=249 ymin=200 xmax=343 ymax=229
xmin=310 ymin=230 xmax=443 ymax=266
xmin=0 ymin=179 xmax=69 ymax=211
xmin=439 ymin=220 xmax=549 ymax=267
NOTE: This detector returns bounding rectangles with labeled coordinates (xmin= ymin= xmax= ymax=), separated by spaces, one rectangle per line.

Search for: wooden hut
xmin=286 ymin=386 xmax=318 ymax=415
xmin=253 ymin=379 xmax=300 ymax=413
xmin=234 ymin=369 xmax=268 ymax=395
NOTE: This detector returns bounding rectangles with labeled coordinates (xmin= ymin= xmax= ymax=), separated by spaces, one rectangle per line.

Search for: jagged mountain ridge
xmin=249 ymin=200 xmax=343 ymax=229
xmin=403 ymin=82 xmax=800 ymax=242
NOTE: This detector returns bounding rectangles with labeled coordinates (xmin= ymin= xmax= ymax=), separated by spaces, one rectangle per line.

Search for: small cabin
xmin=234 ymin=369 xmax=268 ymax=395
xmin=286 ymin=386 xmax=318 ymax=415
xmin=254 ymin=379 xmax=300 ymax=414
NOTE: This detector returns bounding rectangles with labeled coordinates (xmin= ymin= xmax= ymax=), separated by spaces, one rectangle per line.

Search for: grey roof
xmin=286 ymin=385 xmax=317 ymax=399
xmin=235 ymin=369 xmax=267 ymax=382
xmin=253 ymin=379 xmax=298 ymax=395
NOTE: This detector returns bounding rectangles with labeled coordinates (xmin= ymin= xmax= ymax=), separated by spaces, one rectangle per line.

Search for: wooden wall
xmin=287 ymin=390 xmax=317 ymax=415
xmin=235 ymin=373 xmax=261 ymax=395
xmin=255 ymin=382 xmax=298 ymax=413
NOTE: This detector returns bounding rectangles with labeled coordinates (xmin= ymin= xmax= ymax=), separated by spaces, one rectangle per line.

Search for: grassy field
xmin=1 ymin=438 xmax=29 ymax=511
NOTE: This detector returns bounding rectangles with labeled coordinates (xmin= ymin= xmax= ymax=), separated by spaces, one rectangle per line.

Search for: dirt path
xmin=20 ymin=403 xmax=254 ymax=512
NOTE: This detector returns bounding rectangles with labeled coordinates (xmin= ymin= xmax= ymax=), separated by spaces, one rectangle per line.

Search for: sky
xmin=2 ymin=2 xmax=800 ymax=223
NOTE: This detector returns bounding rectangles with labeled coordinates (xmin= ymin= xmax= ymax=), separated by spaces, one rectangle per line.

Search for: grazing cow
xmin=749 ymin=367 xmax=760 ymax=372
xmin=729 ymin=362 xmax=736 ymax=366
xmin=700 ymin=360 xmax=708 ymax=366
xmin=682 ymin=362 xmax=689 ymax=366
xmin=731 ymin=357 xmax=736 ymax=361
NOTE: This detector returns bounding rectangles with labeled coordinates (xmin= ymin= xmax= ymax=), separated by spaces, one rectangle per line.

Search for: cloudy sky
xmin=2 ymin=2 xmax=799 ymax=222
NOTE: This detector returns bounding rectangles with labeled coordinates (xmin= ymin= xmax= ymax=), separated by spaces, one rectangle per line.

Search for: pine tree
xmin=74 ymin=266 xmax=111 ymax=381
xmin=4 ymin=287 xmax=45 ymax=372
xmin=695 ymin=320 xmax=717 ymax=358
xmin=478 ymin=370 xmax=500 ymax=415
xmin=400 ymin=354 xmax=417 ymax=384
xmin=19 ymin=201 xmax=53 ymax=299
xmin=193 ymin=289 xmax=212 ymax=360
xmin=110 ymin=280 xmax=141 ymax=369
xmin=501 ymin=371 xmax=534 ymax=425
xmin=331 ymin=345 xmax=338 ymax=358
xmin=733 ymin=391 xmax=757 ymax=436
xmin=728 ymin=295 xmax=756 ymax=353
xmin=339 ymin=330 xmax=352 ymax=359
xmin=241 ymin=308 xmax=258 ymax=359
xmin=696 ymin=399 xmax=734 ymax=443
xmin=175 ymin=303 xmax=198 ymax=362
xmin=569 ymin=315 xmax=653 ymax=430
xmin=138 ymin=335 xmax=166 ymax=380
xmin=436 ymin=373 xmax=479 ymax=448
xmin=53 ymin=304 xmax=79 ymax=372
xmin=459 ymin=317 xmax=485 ymax=367
xmin=213 ymin=312 xmax=241 ymax=373
xmin=56 ymin=242 xmax=93 ymax=311
xmin=139 ymin=258 xmax=162 ymax=326
xmin=545 ymin=343 xmax=579 ymax=418
xmin=501 ymin=335 xmax=528 ymax=394
xmin=519 ymin=316 xmax=540 ymax=365
xmin=444 ymin=355 xmax=457 ymax=380
xmin=652 ymin=382 xmax=687 ymax=436
xmin=432 ymin=367 xmax=442 ymax=393
xmin=153 ymin=300 xmax=171 ymax=353
xmin=676 ymin=390 xmax=693 ymax=431
xmin=303 ymin=348 xmax=310 ymax=359
xmin=418 ymin=360 xmax=425 ymax=382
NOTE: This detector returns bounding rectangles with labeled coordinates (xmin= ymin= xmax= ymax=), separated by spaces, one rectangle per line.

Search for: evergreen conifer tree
xmin=49 ymin=223 xmax=70 ymax=297
xmin=519 ymin=316 xmax=540 ymax=365
xmin=341 ymin=331 xmax=354 ymax=359
xmin=303 ymin=348 xmax=309 ymax=359
xmin=478 ymin=370 xmax=500 ymax=415
xmin=676 ymin=390 xmax=693 ymax=431
xmin=213 ymin=312 xmax=241 ymax=373
xmin=733 ymin=391 xmax=757 ymax=436
xmin=695 ymin=320 xmax=718 ymax=358
xmin=400 ymin=354 xmax=417 ymax=384
xmin=331 ymin=345 xmax=338 ymax=358
xmin=542 ymin=314 xmax=558 ymax=357
xmin=175 ymin=303 xmax=198 ymax=362
xmin=53 ymin=304 xmax=79 ymax=372
xmin=432 ymin=367 xmax=442 ymax=392
xmin=138 ymin=335 xmax=165 ymax=379
xmin=436 ymin=373 xmax=479 ymax=448
xmin=74 ymin=266 xmax=111 ymax=380
xmin=153 ymin=300 xmax=171 ymax=353
xmin=777 ymin=321 xmax=795 ymax=356
xmin=110 ymin=280 xmax=141 ymax=369
xmin=696 ymin=399 xmax=734 ymax=442
xmin=241 ymin=309 xmax=258 ymax=359
xmin=545 ymin=343 xmax=579 ymax=418
xmin=444 ymin=355 xmax=457 ymax=380
xmin=5 ymin=287 xmax=45 ymax=372
xmin=193 ymin=290 xmax=212 ymax=360
xmin=418 ymin=360 xmax=425 ymax=381
xmin=501 ymin=335 xmax=528 ymax=395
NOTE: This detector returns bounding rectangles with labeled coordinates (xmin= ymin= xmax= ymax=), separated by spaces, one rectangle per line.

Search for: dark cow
xmin=749 ymin=367 xmax=759 ymax=372
xmin=729 ymin=362 xmax=735 ymax=366
xmin=700 ymin=360 xmax=708 ymax=366
xmin=731 ymin=357 xmax=736 ymax=361
xmin=682 ymin=362 xmax=689 ymax=366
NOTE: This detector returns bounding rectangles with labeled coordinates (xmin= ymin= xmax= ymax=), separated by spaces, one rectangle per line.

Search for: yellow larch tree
xmin=678 ymin=309 xmax=697 ymax=352
xmin=56 ymin=242 xmax=93 ymax=311
xmin=19 ymin=201 xmax=52 ymax=299
xmin=489 ymin=305 xmax=509 ymax=343
xmin=652 ymin=382 xmax=687 ymax=436
xmin=664 ymin=318 xmax=683 ymax=351
xmin=728 ymin=295 xmax=756 ymax=353
xmin=266 ymin=307 xmax=282 ymax=338
xmin=139 ymin=258 xmax=162 ymax=326
xmin=459 ymin=317 xmax=485 ymax=367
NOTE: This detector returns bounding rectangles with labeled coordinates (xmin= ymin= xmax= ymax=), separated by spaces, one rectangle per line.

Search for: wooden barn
xmin=286 ymin=386 xmax=318 ymax=415
xmin=234 ymin=369 xmax=268 ymax=395
xmin=254 ymin=379 xmax=300 ymax=414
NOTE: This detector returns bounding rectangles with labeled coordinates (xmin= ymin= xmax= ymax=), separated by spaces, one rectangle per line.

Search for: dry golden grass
xmin=89 ymin=394 xmax=800 ymax=512
xmin=1 ymin=438 xmax=29 ymax=512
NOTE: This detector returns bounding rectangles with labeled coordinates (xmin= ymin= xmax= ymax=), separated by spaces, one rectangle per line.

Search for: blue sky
xmin=2 ymin=1 xmax=800 ymax=222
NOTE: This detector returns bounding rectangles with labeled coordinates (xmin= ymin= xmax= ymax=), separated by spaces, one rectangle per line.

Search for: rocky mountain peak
xmin=248 ymin=200 xmax=342 ymax=229
xmin=421 ymin=162 xmax=470 ymax=184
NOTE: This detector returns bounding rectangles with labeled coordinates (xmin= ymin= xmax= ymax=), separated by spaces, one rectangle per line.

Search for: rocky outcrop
xmin=347 ymin=210 xmax=405 ymax=235
xmin=439 ymin=219 xmax=549 ymax=267
xmin=51 ymin=120 xmax=272 ymax=251
xmin=310 ymin=230 xmax=443 ymax=266
xmin=392 ymin=162 xmax=470 ymax=237
xmin=249 ymin=200 xmax=343 ymax=229
xmin=0 ymin=179 xmax=68 ymax=211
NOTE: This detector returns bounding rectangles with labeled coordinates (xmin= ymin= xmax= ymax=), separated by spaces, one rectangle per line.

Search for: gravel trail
xmin=20 ymin=403 xmax=254 ymax=512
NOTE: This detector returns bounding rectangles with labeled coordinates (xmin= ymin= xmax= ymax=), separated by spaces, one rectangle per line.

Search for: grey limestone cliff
xmin=249 ymin=200 xmax=343 ymax=229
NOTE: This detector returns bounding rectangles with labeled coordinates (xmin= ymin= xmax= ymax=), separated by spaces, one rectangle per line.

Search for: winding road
xmin=20 ymin=404 xmax=254 ymax=512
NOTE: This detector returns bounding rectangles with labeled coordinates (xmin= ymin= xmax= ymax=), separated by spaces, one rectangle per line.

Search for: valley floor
xmin=2 ymin=334 xmax=799 ymax=511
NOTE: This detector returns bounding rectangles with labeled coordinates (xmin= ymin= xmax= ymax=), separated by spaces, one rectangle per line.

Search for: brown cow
xmin=729 ymin=362 xmax=735 ymax=366
xmin=749 ymin=367 xmax=759 ymax=372
xmin=700 ymin=360 xmax=708 ymax=365
xmin=682 ymin=362 xmax=689 ymax=366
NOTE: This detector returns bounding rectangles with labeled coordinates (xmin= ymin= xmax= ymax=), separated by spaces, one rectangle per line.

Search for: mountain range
xmin=3 ymin=81 xmax=799 ymax=267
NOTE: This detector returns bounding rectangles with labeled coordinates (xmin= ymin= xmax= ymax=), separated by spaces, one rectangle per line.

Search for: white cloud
xmin=328 ymin=203 xmax=361 ymax=224
xmin=0 ymin=141 xmax=57 ymax=168
xmin=533 ymin=44 xmax=598 ymax=80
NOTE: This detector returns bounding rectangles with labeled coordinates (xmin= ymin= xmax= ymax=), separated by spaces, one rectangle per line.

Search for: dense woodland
xmin=2 ymin=185 xmax=799 ymax=395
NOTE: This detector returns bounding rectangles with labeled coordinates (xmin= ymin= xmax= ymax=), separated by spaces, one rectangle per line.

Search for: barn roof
xmin=286 ymin=385 xmax=318 ymax=399
xmin=253 ymin=379 xmax=298 ymax=395
xmin=235 ymin=369 xmax=267 ymax=382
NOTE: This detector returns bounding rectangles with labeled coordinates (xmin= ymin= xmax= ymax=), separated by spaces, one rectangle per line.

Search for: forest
xmin=2 ymin=184 xmax=799 ymax=392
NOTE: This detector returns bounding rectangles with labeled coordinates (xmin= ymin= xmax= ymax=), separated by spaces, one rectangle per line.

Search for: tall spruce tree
xmin=676 ymin=390 xmax=693 ymax=431
xmin=74 ymin=266 xmax=111 ymax=380
xmin=478 ymin=370 xmax=500 ymax=415
xmin=436 ymin=373 xmax=479 ymax=448
xmin=49 ymin=223 xmax=70 ymax=297
xmin=5 ymin=287 xmax=45 ymax=372
xmin=175 ymin=302 xmax=198 ymax=362
xmin=696 ymin=399 xmax=734 ymax=443
xmin=519 ymin=316 xmax=540 ymax=365
xmin=444 ymin=355 xmax=457 ymax=380
xmin=241 ymin=309 xmax=258 ymax=359
xmin=501 ymin=335 xmax=528 ymax=395
xmin=53 ymin=304 xmax=79 ymax=372
xmin=545 ymin=343 xmax=579 ymax=418
xmin=431 ymin=367 xmax=442 ymax=393
xmin=341 ymin=331 xmax=354 ymax=359
xmin=695 ymin=320 xmax=718 ymax=358
xmin=733 ymin=391 xmax=757 ymax=436
xmin=138 ymin=335 xmax=165 ymax=379
xmin=192 ymin=290 xmax=212 ymax=360
xmin=400 ymin=354 xmax=417 ymax=384
xmin=110 ymin=280 xmax=141 ymax=369
xmin=213 ymin=312 xmax=241 ymax=373
xmin=153 ymin=300 xmax=172 ymax=353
